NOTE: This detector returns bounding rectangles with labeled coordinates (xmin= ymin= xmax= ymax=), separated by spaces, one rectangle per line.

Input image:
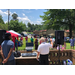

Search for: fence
xmin=49 ymin=50 xmax=75 ymax=65
xmin=0 ymin=50 xmax=75 ymax=65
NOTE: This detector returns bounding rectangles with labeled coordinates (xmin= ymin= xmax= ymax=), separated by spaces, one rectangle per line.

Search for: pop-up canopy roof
xmin=8 ymin=30 xmax=21 ymax=37
xmin=6 ymin=31 xmax=18 ymax=37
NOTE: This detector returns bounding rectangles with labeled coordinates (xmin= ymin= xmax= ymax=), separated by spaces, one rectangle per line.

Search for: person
xmin=48 ymin=36 xmax=50 ymax=43
xmin=64 ymin=36 xmax=66 ymax=49
xmin=1 ymin=33 xmax=15 ymax=65
xmin=57 ymin=45 xmax=62 ymax=50
xmin=39 ymin=39 xmax=42 ymax=44
xmin=25 ymin=36 xmax=28 ymax=42
xmin=21 ymin=36 xmax=23 ymax=42
xmin=30 ymin=36 xmax=33 ymax=43
xmin=69 ymin=37 xmax=74 ymax=49
xmin=50 ymin=37 xmax=52 ymax=44
xmin=15 ymin=38 xmax=18 ymax=51
xmin=45 ymin=37 xmax=47 ymax=42
xmin=37 ymin=37 xmax=53 ymax=65
xmin=34 ymin=38 xmax=38 ymax=50
xmin=52 ymin=37 xmax=55 ymax=44
xmin=20 ymin=37 xmax=23 ymax=46
xmin=0 ymin=46 xmax=1 ymax=50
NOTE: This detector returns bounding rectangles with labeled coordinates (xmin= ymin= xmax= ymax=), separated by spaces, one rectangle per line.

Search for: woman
xmin=34 ymin=38 xmax=38 ymax=50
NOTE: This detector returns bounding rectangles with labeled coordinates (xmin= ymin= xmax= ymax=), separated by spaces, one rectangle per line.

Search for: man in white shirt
xmin=37 ymin=37 xmax=53 ymax=65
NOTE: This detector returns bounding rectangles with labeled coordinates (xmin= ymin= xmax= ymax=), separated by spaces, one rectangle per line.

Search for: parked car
xmin=21 ymin=33 xmax=27 ymax=37
xmin=24 ymin=34 xmax=27 ymax=37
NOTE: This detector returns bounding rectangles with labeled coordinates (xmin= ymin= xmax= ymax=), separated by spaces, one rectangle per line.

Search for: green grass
xmin=27 ymin=32 xmax=33 ymax=34
xmin=18 ymin=37 xmax=35 ymax=50
xmin=61 ymin=43 xmax=75 ymax=49
xmin=18 ymin=38 xmax=75 ymax=50
xmin=18 ymin=37 xmax=26 ymax=50
xmin=66 ymin=43 xmax=71 ymax=49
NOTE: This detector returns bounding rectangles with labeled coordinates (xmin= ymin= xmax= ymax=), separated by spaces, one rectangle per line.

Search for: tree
xmin=9 ymin=20 xmax=26 ymax=33
xmin=19 ymin=21 xmax=27 ymax=33
xmin=0 ymin=15 xmax=7 ymax=30
xmin=0 ymin=23 xmax=8 ymax=30
xmin=31 ymin=24 xmax=35 ymax=31
xmin=12 ymin=13 xmax=18 ymax=20
xmin=40 ymin=9 xmax=75 ymax=37
xmin=0 ymin=15 xmax=4 ymax=24
xmin=10 ymin=13 xmax=27 ymax=33
xmin=27 ymin=22 xmax=32 ymax=32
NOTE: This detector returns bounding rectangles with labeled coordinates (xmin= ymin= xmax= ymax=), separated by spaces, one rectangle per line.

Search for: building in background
xmin=33 ymin=29 xmax=75 ymax=37
xmin=64 ymin=30 xmax=75 ymax=37
xmin=33 ymin=30 xmax=39 ymax=35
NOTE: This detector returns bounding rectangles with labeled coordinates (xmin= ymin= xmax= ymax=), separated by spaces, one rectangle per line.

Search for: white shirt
xmin=37 ymin=42 xmax=52 ymax=55
xmin=52 ymin=38 xmax=55 ymax=43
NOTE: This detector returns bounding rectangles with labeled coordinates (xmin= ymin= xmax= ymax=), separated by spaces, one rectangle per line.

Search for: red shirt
xmin=0 ymin=46 xmax=1 ymax=49
xmin=40 ymin=40 xmax=41 ymax=44
xmin=21 ymin=37 xmax=23 ymax=40
xmin=25 ymin=36 xmax=28 ymax=41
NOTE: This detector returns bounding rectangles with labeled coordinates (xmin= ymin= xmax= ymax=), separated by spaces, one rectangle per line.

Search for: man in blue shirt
xmin=1 ymin=33 xmax=15 ymax=65
xmin=69 ymin=37 xmax=74 ymax=49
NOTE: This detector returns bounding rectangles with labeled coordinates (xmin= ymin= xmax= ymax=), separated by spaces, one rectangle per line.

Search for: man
xmin=30 ymin=36 xmax=33 ymax=43
xmin=69 ymin=37 xmax=74 ymax=49
xmin=15 ymin=38 xmax=18 ymax=51
xmin=1 ymin=33 xmax=15 ymax=65
xmin=37 ymin=37 xmax=53 ymax=65
xmin=64 ymin=36 xmax=66 ymax=49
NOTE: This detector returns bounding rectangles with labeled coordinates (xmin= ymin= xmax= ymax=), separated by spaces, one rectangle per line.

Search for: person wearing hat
xmin=1 ymin=33 xmax=15 ymax=65
xmin=37 ymin=37 xmax=53 ymax=65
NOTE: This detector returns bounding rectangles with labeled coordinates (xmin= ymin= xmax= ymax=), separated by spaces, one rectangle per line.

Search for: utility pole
xmin=8 ymin=9 xmax=10 ymax=30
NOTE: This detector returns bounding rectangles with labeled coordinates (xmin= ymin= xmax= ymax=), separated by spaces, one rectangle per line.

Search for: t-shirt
xmin=15 ymin=39 xmax=18 ymax=46
xmin=25 ymin=37 xmax=28 ymax=41
xmin=1 ymin=40 xmax=14 ymax=61
xmin=64 ymin=37 xmax=66 ymax=42
xmin=52 ymin=38 xmax=55 ymax=43
xmin=31 ymin=38 xmax=33 ymax=42
xmin=69 ymin=39 xmax=74 ymax=45
xmin=21 ymin=37 xmax=23 ymax=40
xmin=37 ymin=42 xmax=52 ymax=55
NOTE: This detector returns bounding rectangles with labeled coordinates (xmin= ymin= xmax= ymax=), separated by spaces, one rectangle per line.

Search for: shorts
xmin=70 ymin=44 xmax=74 ymax=46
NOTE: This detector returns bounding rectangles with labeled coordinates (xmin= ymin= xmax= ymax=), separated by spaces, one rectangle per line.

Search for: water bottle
xmin=63 ymin=61 xmax=66 ymax=65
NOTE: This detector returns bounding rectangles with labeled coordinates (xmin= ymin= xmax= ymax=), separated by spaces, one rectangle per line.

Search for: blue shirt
xmin=1 ymin=40 xmax=14 ymax=61
xmin=69 ymin=39 xmax=74 ymax=46
xmin=64 ymin=37 xmax=66 ymax=42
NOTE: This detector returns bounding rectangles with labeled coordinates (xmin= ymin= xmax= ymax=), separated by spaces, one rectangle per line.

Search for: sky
xmin=0 ymin=9 xmax=47 ymax=25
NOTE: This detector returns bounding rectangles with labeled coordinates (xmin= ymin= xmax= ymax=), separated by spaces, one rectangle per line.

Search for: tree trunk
xmin=69 ymin=24 xmax=72 ymax=38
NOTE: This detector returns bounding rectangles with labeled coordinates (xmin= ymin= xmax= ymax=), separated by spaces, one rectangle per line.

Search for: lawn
xmin=27 ymin=32 xmax=33 ymax=34
xmin=66 ymin=43 xmax=71 ymax=49
xmin=18 ymin=37 xmax=35 ymax=50
xmin=18 ymin=38 xmax=74 ymax=51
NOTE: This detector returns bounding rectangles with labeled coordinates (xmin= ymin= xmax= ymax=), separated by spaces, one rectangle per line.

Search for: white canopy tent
xmin=8 ymin=30 xmax=21 ymax=37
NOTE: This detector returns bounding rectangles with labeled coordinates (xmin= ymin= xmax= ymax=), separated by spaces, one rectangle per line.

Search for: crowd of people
xmin=1 ymin=32 xmax=75 ymax=65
